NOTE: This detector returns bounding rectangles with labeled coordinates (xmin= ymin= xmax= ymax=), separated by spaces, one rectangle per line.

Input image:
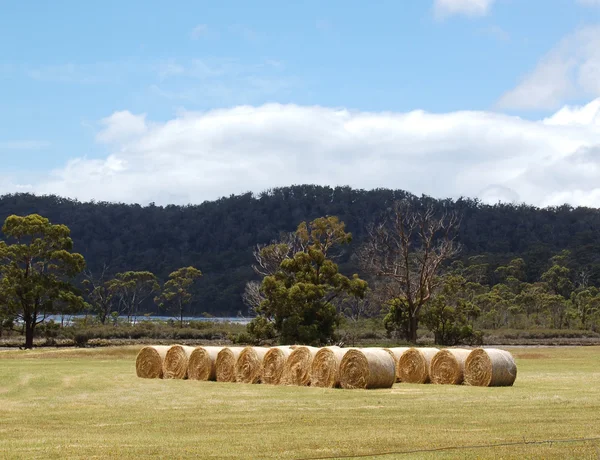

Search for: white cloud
xmin=96 ymin=111 xmax=148 ymax=144
xmin=478 ymin=25 xmax=510 ymax=42
xmin=190 ymin=24 xmax=209 ymax=39
xmin=0 ymin=99 xmax=594 ymax=208
xmin=577 ymin=0 xmax=600 ymax=5
xmin=27 ymin=62 xmax=130 ymax=84
xmin=0 ymin=140 xmax=50 ymax=150
xmin=150 ymin=58 xmax=296 ymax=105
xmin=434 ymin=0 xmax=495 ymax=19
xmin=498 ymin=26 xmax=600 ymax=110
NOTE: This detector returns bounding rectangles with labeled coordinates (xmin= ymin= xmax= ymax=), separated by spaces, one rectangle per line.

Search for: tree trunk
xmin=25 ymin=320 xmax=35 ymax=349
xmin=408 ymin=314 xmax=418 ymax=344
xmin=180 ymin=305 xmax=184 ymax=329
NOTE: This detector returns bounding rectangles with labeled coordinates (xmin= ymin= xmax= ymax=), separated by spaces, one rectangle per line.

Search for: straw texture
xmin=430 ymin=348 xmax=472 ymax=385
xmin=310 ymin=347 xmax=351 ymax=388
xmin=338 ymin=348 xmax=396 ymax=389
xmin=163 ymin=345 xmax=195 ymax=379
xmin=187 ymin=346 xmax=223 ymax=381
xmin=262 ymin=346 xmax=294 ymax=385
xmin=235 ymin=347 xmax=270 ymax=384
xmin=281 ymin=346 xmax=320 ymax=386
xmin=215 ymin=347 xmax=245 ymax=382
xmin=135 ymin=345 xmax=170 ymax=379
xmin=384 ymin=347 xmax=410 ymax=382
xmin=397 ymin=347 xmax=439 ymax=384
xmin=464 ymin=348 xmax=517 ymax=387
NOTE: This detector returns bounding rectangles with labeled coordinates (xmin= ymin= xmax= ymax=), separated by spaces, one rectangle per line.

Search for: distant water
xmin=45 ymin=315 xmax=250 ymax=325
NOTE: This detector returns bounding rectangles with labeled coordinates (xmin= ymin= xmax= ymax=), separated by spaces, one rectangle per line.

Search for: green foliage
xmin=571 ymin=287 xmax=600 ymax=330
xmin=154 ymin=266 xmax=202 ymax=327
xmin=382 ymin=297 xmax=411 ymax=340
xmin=107 ymin=271 xmax=160 ymax=323
xmin=245 ymin=316 xmax=276 ymax=344
xmin=0 ymin=214 xmax=86 ymax=348
xmin=253 ymin=216 xmax=368 ymax=345
xmin=421 ymin=275 xmax=482 ymax=346
xmin=4 ymin=187 xmax=600 ymax=318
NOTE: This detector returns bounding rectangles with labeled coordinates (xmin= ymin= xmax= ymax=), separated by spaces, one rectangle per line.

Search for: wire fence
xmin=295 ymin=436 xmax=600 ymax=459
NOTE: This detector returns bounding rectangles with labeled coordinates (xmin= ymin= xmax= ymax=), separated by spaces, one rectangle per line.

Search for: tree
xmin=360 ymin=200 xmax=460 ymax=343
xmin=541 ymin=263 xmax=574 ymax=299
xmin=421 ymin=274 xmax=482 ymax=346
xmin=0 ymin=214 xmax=86 ymax=348
xmin=82 ymin=264 xmax=115 ymax=325
xmin=571 ymin=287 xmax=600 ymax=329
xmin=476 ymin=283 xmax=517 ymax=329
xmin=242 ymin=232 xmax=303 ymax=313
xmin=107 ymin=271 xmax=159 ymax=324
xmin=251 ymin=216 xmax=368 ymax=345
xmin=155 ymin=266 xmax=202 ymax=327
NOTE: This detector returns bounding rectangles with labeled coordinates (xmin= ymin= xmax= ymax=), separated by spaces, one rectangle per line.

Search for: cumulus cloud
xmin=0 ymin=99 xmax=592 ymax=208
xmin=190 ymin=24 xmax=209 ymax=39
xmin=498 ymin=26 xmax=600 ymax=110
xmin=433 ymin=0 xmax=495 ymax=19
xmin=0 ymin=140 xmax=50 ymax=150
xmin=96 ymin=111 xmax=148 ymax=144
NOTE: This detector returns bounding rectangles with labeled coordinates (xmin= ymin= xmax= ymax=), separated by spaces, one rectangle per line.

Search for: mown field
xmin=0 ymin=346 xmax=599 ymax=459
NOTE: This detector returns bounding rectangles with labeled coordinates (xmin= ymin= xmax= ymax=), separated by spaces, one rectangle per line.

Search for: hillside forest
xmin=1 ymin=185 xmax=600 ymax=347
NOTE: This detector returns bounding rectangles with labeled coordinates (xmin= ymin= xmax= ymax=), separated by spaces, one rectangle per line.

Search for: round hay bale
xmin=384 ymin=347 xmax=410 ymax=382
xmin=397 ymin=347 xmax=439 ymax=384
xmin=163 ymin=345 xmax=195 ymax=379
xmin=464 ymin=348 xmax=517 ymax=387
xmin=338 ymin=348 xmax=396 ymax=389
xmin=262 ymin=346 xmax=294 ymax=385
xmin=235 ymin=347 xmax=270 ymax=384
xmin=215 ymin=347 xmax=245 ymax=382
xmin=135 ymin=345 xmax=170 ymax=378
xmin=281 ymin=346 xmax=320 ymax=386
xmin=310 ymin=347 xmax=352 ymax=388
xmin=188 ymin=346 xmax=223 ymax=381
xmin=430 ymin=348 xmax=472 ymax=385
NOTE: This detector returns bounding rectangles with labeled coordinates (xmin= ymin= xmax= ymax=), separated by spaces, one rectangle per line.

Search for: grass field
xmin=1 ymin=346 xmax=599 ymax=459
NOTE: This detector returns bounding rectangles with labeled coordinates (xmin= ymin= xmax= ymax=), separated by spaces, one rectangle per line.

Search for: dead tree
xmin=243 ymin=232 xmax=303 ymax=313
xmin=359 ymin=200 xmax=461 ymax=343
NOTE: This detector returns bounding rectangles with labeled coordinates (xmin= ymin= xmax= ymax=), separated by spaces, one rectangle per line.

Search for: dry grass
xmin=0 ymin=346 xmax=599 ymax=459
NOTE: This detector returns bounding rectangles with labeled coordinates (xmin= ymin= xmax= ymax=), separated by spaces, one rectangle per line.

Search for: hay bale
xmin=281 ymin=346 xmax=320 ymax=386
xmin=188 ymin=346 xmax=223 ymax=381
xmin=163 ymin=345 xmax=195 ymax=379
xmin=397 ymin=347 xmax=439 ymax=384
xmin=135 ymin=345 xmax=170 ymax=378
xmin=338 ymin=348 xmax=396 ymax=389
xmin=215 ymin=347 xmax=245 ymax=382
xmin=235 ymin=346 xmax=270 ymax=384
xmin=430 ymin=348 xmax=472 ymax=385
xmin=262 ymin=346 xmax=294 ymax=385
xmin=464 ymin=348 xmax=517 ymax=387
xmin=384 ymin=347 xmax=410 ymax=382
xmin=310 ymin=347 xmax=352 ymax=388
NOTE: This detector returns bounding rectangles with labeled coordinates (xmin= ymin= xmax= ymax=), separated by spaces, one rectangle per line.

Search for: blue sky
xmin=2 ymin=0 xmax=600 ymax=206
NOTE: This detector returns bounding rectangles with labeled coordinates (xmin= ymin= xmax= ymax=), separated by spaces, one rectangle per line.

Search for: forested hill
xmin=1 ymin=186 xmax=600 ymax=316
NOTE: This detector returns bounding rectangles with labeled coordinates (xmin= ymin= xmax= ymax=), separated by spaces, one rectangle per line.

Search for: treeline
xmin=1 ymin=186 xmax=600 ymax=317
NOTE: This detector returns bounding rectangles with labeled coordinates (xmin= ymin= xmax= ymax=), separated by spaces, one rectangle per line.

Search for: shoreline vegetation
xmin=1 ymin=319 xmax=599 ymax=349
xmin=3 ymin=193 xmax=600 ymax=350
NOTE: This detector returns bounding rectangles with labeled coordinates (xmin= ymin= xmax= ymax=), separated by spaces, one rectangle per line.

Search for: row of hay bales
xmin=136 ymin=345 xmax=517 ymax=389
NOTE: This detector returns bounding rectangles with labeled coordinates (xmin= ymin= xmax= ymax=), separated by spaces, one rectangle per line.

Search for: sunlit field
xmin=1 ymin=346 xmax=599 ymax=459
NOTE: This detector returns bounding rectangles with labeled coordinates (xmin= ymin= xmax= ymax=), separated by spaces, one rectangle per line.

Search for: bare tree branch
xmin=358 ymin=199 xmax=461 ymax=342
